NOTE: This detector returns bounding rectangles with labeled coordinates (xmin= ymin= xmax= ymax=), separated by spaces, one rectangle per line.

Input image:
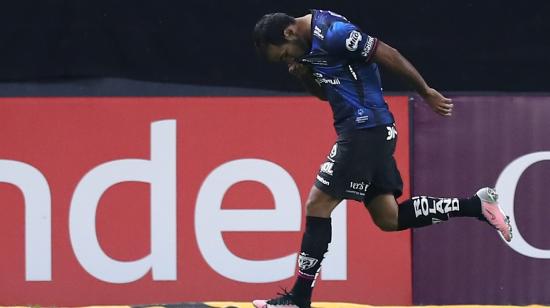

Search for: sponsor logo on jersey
xmin=318 ymin=78 xmax=341 ymax=85
xmin=301 ymin=58 xmax=328 ymax=66
xmin=355 ymin=109 xmax=368 ymax=123
xmin=355 ymin=116 xmax=369 ymax=124
xmin=361 ymin=36 xmax=376 ymax=57
xmin=345 ymin=30 xmax=362 ymax=51
xmin=313 ymin=72 xmax=341 ymax=85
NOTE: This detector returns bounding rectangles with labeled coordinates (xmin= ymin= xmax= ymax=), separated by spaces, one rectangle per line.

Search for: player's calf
xmin=394 ymin=187 xmax=513 ymax=241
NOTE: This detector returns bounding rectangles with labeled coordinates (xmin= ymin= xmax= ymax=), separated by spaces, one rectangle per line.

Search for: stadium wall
xmin=1 ymin=81 xmax=549 ymax=306
xmin=412 ymin=95 xmax=550 ymax=305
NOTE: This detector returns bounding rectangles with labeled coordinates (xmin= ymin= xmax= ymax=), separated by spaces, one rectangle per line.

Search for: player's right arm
xmin=288 ymin=62 xmax=328 ymax=101
xmin=322 ymin=20 xmax=453 ymax=116
xmin=372 ymin=41 xmax=454 ymax=116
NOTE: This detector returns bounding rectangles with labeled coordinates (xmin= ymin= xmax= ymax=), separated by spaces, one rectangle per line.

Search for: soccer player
xmin=252 ymin=10 xmax=513 ymax=308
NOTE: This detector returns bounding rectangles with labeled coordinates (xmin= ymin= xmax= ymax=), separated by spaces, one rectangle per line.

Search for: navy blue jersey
xmin=299 ymin=9 xmax=394 ymax=134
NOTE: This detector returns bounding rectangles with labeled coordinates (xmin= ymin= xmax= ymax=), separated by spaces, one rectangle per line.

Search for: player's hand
xmin=422 ymin=88 xmax=453 ymax=116
xmin=288 ymin=62 xmax=311 ymax=78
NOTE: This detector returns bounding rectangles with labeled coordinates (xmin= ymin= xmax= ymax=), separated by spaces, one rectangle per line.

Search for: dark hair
xmin=253 ymin=13 xmax=296 ymax=58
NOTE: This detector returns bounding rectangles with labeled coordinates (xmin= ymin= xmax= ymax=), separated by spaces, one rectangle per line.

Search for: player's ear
xmin=283 ymin=26 xmax=297 ymax=40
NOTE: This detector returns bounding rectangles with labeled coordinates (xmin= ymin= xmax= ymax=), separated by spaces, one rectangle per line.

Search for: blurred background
xmin=0 ymin=0 xmax=548 ymax=93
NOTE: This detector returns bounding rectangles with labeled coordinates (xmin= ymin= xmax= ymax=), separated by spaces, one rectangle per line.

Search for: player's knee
xmin=305 ymin=198 xmax=332 ymax=218
xmin=304 ymin=186 xmax=341 ymax=218
xmin=373 ymin=215 xmax=399 ymax=232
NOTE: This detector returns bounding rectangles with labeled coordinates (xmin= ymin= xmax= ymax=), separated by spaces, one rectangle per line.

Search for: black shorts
xmin=314 ymin=124 xmax=403 ymax=204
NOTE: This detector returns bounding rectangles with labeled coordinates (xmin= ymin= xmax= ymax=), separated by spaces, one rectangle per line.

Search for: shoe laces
xmin=267 ymin=288 xmax=296 ymax=305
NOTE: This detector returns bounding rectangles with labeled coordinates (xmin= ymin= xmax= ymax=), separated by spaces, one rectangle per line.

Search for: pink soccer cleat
xmin=477 ymin=187 xmax=513 ymax=242
xmin=253 ymin=290 xmax=310 ymax=308
xmin=252 ymin=300 xmax=269 ymax=308
xmin=252 ymin=299 xmax=300 ymax=308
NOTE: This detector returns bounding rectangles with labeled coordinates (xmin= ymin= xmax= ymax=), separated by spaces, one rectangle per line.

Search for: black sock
xmin=291 ymin=216 xmax=331 ymax=302
xmin=397 ymin=195 xmax=481 ymax=230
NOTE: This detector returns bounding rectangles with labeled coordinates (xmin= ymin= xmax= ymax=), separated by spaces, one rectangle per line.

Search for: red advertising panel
xmin=0 ymin=97 xmax=410 ymax=306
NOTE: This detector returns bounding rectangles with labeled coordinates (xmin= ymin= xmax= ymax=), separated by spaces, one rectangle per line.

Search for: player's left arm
xmin=288 ymin=62 xmax=328 ymax=101
xmin=372 ymin=41 xmax=453 ymax=116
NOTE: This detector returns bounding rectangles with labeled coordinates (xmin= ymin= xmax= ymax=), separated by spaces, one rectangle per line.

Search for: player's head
xmin=253 ymin=12 xmax=309 ymax=63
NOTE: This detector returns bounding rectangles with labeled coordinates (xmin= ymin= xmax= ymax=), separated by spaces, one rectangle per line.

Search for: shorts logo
xmin=350 ymin=181 xmax=369 ymax=192
xmin=386 ymin=126 xmax=397 ymax=140
xmin=345 ymin=30 xmax=362 ymax=51
xmin=329 ymin=144 xmax=338 ymax=158
xmin=320 ymin=162 xmax=334 ymax=175
xmin=316 ymin=175 xmax=330 ymax=186
xmin=298 ymin=252 xmax=319 ymax=271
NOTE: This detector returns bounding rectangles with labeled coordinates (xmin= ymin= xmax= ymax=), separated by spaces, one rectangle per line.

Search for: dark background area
xmin=0 ymin=0 xmax=548 ymax=92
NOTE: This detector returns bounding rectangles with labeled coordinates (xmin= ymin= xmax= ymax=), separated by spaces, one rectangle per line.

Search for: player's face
xmin=265 ymin=37 xmax=308 ymax=64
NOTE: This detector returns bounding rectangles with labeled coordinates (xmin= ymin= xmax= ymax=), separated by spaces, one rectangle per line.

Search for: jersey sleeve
xmin=324 ymin=21 xmax=379 ymax=62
